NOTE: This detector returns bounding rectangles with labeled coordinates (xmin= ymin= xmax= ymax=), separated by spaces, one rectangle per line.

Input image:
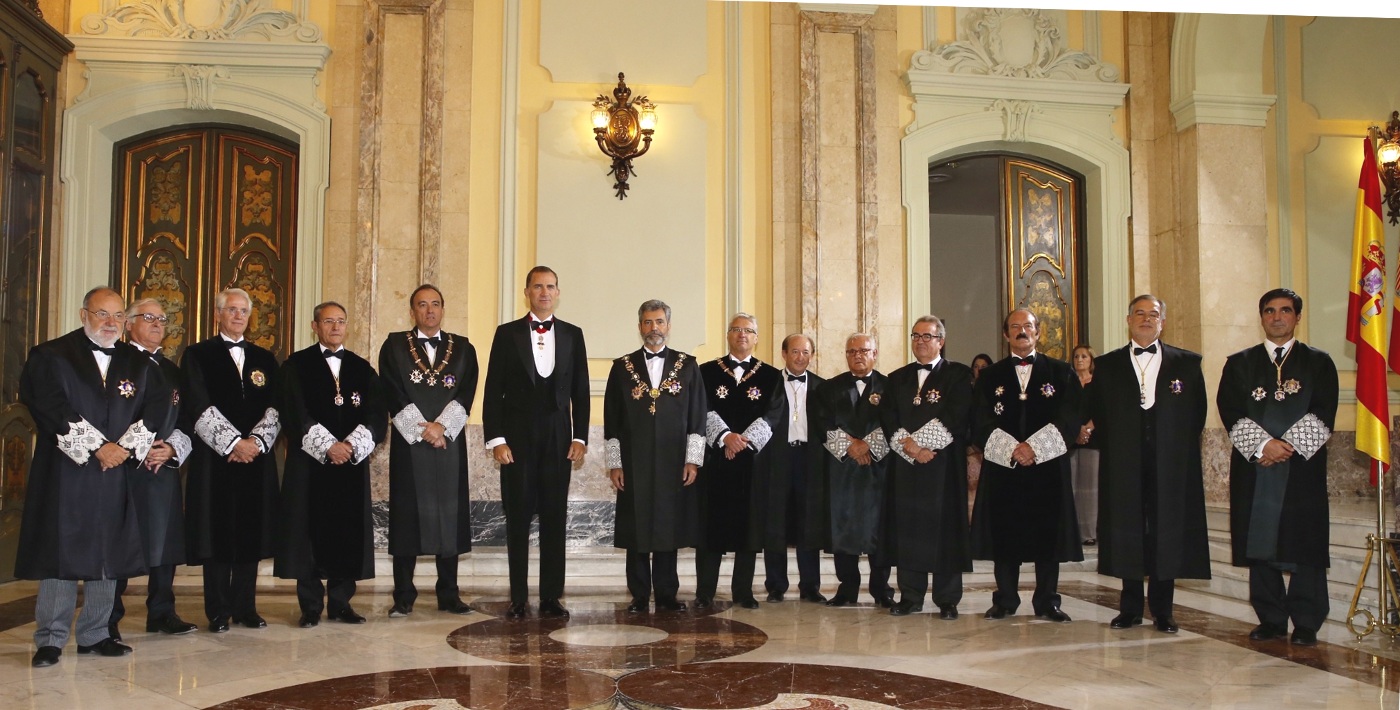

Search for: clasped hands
xmin=1257 ymin=438 xmax=1295 ymax=467
xmin=417 ymin=421 xmax=448 ymax=449
xmin=900 ymin=436 xmax=938 ymax=464
xmin=1011 ymin=442 xmax=1037 ymax=467
xmin=846 ymin=435 xmax=873 ymax=466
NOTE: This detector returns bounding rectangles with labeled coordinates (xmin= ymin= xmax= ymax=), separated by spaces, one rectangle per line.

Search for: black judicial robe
xmin=1088 ymin=344 xmax=1210 ymax=581
xmin=697 ymin=358 xmax=782 ymax=553
xmin=604 ymin=349 xmax=705 ymax=552
xmin=969 ymin=355 xmax=1083 ymax=563
xmin=807 ymin=371 xmax=890 ymax=558
xmin=183 ymin=337 xmax=281 ymax=564
xmin=751 ymin=370 xmax=826 ymax=551
xmin=17 ymin=330 xmax=166 ymax=580
xmin=275 ymin=346 xmax=387 ymax=581
xmin=126 ymin=349 xmax=188 ymax=568
xmin=379 ymin=331 xmax=479 ymax=557
xmin=879 ymin=360 xmax=974 ymax=574
xmin=1218 ymin=342 xmax=1338 ymax=569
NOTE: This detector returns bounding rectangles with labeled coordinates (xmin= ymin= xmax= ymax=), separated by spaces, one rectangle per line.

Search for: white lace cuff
xmin=743 ymin=418 xmax=773 ymax=452
xmin=195 ymin=407 xmax=242 ymax=456
xmin=1283 ymin=413 xmax=1331 ymax=461
xmin=1026 ymin=423 xmax=1067 ymax=463
xmin=863 ymin=427 xmax=890 ymax=462
xmin=1229 ymin=418 xmax=1270 ymax=460
xmin=705 ymin=411 xmax=730 ymax=447
xmin=347 ymin=424 xmax=376 ymax=464
xmin=435 ymin=400 xmax=468 ymax=441
xmin=57 ymin=417 xmax=105 ymax=465
xmin=686 ymin=433 xmax=705 ymax=466
xmin=301 ymin=423 xmax=337 ymax=463
xmin=118 ymin=420 xmax=156 ymax=462
xmin=891 ymin=419 xmax=954 ymax=464
xmin=393 ymin=404 xmax=426 ymax=444
xmin=605 ymin=437 xmax=622 ymax=469
xmin=167 ymin=430 xmax=192 ymax=466
xmin=984 ymin=428 xmax=1018 ymax=467
xmin=250 ymin=408 xmax=280 ymax=452
xmin=824 ymin=429 xmax=851 ymax=460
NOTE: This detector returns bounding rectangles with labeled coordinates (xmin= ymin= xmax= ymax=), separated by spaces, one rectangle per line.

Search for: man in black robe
xmin=276 ymin=302 xmax=387 ymax=627
xmin=20 ymin=287 xmax=165 ymax=667
xmin=184 ymin=287 xmax=281 ymax=633
xmin=1087 ymin=295 xmax=1209 ymax=634
xmin=695 ymin=312 xmax=781 ymax=609
xmin=1218 ymin=288 xmax=1337 ymax=646
xmin=483 ymin=266 xmax=590 ymax=620
xmin=880 ymin=315 xmax=973 ymax=619
xmin=755 ymin=333 xmax=825 ymax=603
xmin=605 ymin=299 xmax=705 ymax=613
xmin=379 ymin=284 xmax=479 ymax=617
xmin=971 ymin=309 xmax=1082 ymax=622
xmin=808 ymin=333 xmax=893 ymax=608
xmin=110 ymin=298 xmax=197 ymax=640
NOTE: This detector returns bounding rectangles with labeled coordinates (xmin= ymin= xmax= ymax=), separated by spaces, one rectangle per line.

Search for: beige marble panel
xmin=440 ymin=107 xmax=472 ymax=214
xmin=332 ymin=5 xmax=362 ymax=107
xmin=816 ymin=147 xmax=858 ymax=206
xmin=380 ymin=123 xmax=425 ymax=184
xmin=817 ymin=79 xmax=857 ymax=149
xmin=1126 ymin=11 xmax=1151 ymax=47
xmin=1195 ymin=125 xmax=1269 ymax=227
xmin=1198 ymin=224 xmax=1270 ymax=329
xmin=1175 ymin=126 xmax=1200 ymax=225
xmin=442 ymin=5 xmax=474 ymax=113
xmin=382 ymin=13 xmax=426 ymax=113
xmin=772 ymin=1 xmax=797 ymax=25
xmin=772 ymin=136 xmax=798 ymax=225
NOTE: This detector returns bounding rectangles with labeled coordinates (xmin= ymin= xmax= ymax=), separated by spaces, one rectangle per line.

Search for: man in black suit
xmin=1087 ymin=295 xmax=1209 ymax=634
xmin=1218 ymin=288 xmax=1338 ymax=646
xmin=756 ymin=334 xmax=825 ymax=603
xmin=483 ymin=266 xmax=590 ymax=620
xmin=110 ymin=298 xmax=198 ymax=640
xmin=970 ymin=309 xmax=1082 ymax=622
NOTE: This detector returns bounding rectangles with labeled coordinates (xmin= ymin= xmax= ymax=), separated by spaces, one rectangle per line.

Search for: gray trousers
xmin=34 ymin=578 xmax=117 ymax=648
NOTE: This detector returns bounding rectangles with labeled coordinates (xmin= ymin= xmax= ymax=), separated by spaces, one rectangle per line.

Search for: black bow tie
xmin=323 ymin=349 xmax=344 ymax=359
xmin=1133 ymin=344 xmax=1157 ymax=356
xmin=724 ymin=357 xmax=746 ymax=370
xmin=89 ymin=341 xmax=115 ymax=356
xmin=787 ymin=373 xmax=806 ymax=383
xmin=1014 ymin=355 xmax=1034 ymax=366
xmin=532 ymin=320 xmax=553 ymax=334
xmin=224 ymin=340 xmax=246 ymax=350
xmin=645 ymin=350 xmax=665 ymax=360
xmin=853 ymin=375 xmax=871 ymax=387
xmin=916 ymin=362 xmax=934 ymax=371
xmin=416 ymin=336 xmax=440 ymax=348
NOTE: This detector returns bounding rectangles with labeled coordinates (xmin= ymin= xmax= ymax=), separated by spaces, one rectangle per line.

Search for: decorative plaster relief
xmin=988 ymin=98 xmax=1041 ymax=142
xmin=912 ymin=8 xmax=1118 ymax=83
xmin=174 ymin=64 xmax=228 ymax=110
xmin=80 ymin=0 xmax=321 ymax=42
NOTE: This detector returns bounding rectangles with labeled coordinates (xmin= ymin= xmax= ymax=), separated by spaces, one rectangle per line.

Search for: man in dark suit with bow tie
xmin=1087 ymin=295 xmax=1209 ymax=634
xmin=483 ymin=266 xmax=590 ymax=619
xmin=970 ymin=309 xmax=1082 ymax=622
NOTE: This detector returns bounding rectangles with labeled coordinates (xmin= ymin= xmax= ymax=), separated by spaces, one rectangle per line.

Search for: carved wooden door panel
xmin=113 ymin=125 xmax=297 ymax=361
xmin=1002 ymin=157 xmax=1084 ymax=361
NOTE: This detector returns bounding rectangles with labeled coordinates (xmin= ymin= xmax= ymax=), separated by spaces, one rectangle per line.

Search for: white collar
xmin=320 ymin=345 xmax=344 ymax=354
xmin=916 ymin=356 xmax=942 ymax=369
xmin=219 ymin=334 xmax=244 ymax=344
xmin=1264 ymin=338 xmax=1296 ymax=355
xmin=414 ymin=328 xmax=442 ymax=340
xmin=1130 ymin=339 xmax=1161 ymax=354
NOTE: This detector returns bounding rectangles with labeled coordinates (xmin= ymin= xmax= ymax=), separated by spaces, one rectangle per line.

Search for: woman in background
xmin=1070 ymin=344 xmax=1098 ymax=546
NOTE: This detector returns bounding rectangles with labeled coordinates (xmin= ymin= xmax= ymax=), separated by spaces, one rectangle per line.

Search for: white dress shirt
xmin=89 ymin=338 xmax=112 ymax=381
xmin=220 ymin=334 xmax=246 ymax=375
xmin=784 ymin=369 xmax=809 ymax=443
xmin=644 ymin=347 xmax=667 ymax=387
xmin=1131 ymin=340 xmax=1162 ymax=410
xmin=915 ymin=355 xmax=943 ymax=391
xmin=321 ymin=345 xmax=344 ymax=379
xmin=414 ymin=328 xmax=441 ymax=365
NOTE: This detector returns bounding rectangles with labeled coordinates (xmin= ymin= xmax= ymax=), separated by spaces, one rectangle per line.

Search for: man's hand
xmin=326 ymin=441 xmax=353 ymax=465
xmin=493 ymin=444 xmax=514 ymax=465
xmin=145 ymin=441 xmax=173 ymax=470
xmin=1076 ymin=421 xmax=1094 ymax=445
xmin=567 ymin=441 xmax=587 ymax=462
xmin=228 ymin=437 xmax=261 ymax=463
xmin=722 ymin=432 xmax=748 ymax=460
xmin=1258 ymin=439 xmax=1296 ymax=467
xmin=95 ymin=442 xmax=130 ymax=470
xmin=609 ymin=467 xmax=625 ymax=491
xmin=682 ymin=463 xmax=699 ymax=486
xmin=419 ymin=421 xmax=447 ymax=449
xmin=847 ymin=436 xmax=872 ymax=466
xmin=915 ymin=448 xmax=937 ymax=464
xmin=1012 ymin=441 xmax=1036 ymax=467
xmin=901 ymin=437 xmax=921 ymax=457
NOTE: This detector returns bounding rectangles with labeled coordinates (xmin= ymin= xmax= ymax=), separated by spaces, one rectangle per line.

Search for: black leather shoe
xmin=734 ymin=597 xmax=761 ymax=610
xmin=655 ymin=598 xmax=687 ymax=612
xmin=539 ymin=599 xmax=570 ymax=618
xmin=1249 ymin=623 xmax=1288 ymax=641
xmin=146 ymin=615 xmax=198 ymax=635
xmin=209 ymin=616 xmax=230 ymax=633
xmin=388 ymin=603 xmax=413 ymax=618
xmin=1291 ymin=628 xmax=1318 ymax=646
xmin=874 ymin=595 xmax=896 ymax=609
xmin=825 ymin=595 xmax=854 ymax=607
xmin=1035 ymin=607 xmax=1072 ymax=623
xmin=766 ymin=591 xmax=784 ymax=603
xmin=626 ymin=600 xmax=648 ymax=613
xmin=984 ymin=604 xmax=1011 ymax=620
xmin=108 ymin=623 xmax=122 ymax=642
xmin=939 ymin=606 xmax=959 ymax=620
xmin=298 ymin=611 xmax=320 ymax=628
xmin=232 ymin=614 xmax=267 ymax=629
xmin=800 ymin=591 xmax=828 ymax=603
xmin=1083 ymin=538 xmax=1097 ymax=547
xmin=328 ymin=607 xmax=367 ymax=624
xmin=505 ymin=602 xmax=527 ymax=619
xmin=77 ymin=638 xmax=133 ymax=657
xmin=1154 ymin=616 xmax=1179 ymax=634
xmin=438 ymin=598 xmax=474 ymax=615
xmin=890 ymin=600 xmax=924 ymax=616
xmin=692 ymin=596 xmax=713 ymax=609
xmin=1109 ymin=613 xmax=1143 ymax=629
xmin=31 ymin=646 xmax=61 ymax=667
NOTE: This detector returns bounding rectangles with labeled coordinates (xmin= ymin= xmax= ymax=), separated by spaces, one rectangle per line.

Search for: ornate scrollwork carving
xmin=988 ymin=99 xmax=1041 ymax=142
xmin=910 ymin=8 xmax=1118 ymax=83
xmin=173 ymin=64 xmax=229 ymax=110
xmin=80 ymin=0 xmax=322 ymax=43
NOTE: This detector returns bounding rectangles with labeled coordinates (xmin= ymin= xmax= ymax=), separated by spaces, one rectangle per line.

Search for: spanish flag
xmin=1347 ymin=136 xmax=1390 ymax=483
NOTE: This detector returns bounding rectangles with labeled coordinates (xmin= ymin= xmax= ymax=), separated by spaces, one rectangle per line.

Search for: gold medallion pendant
xmin=250 ymin=370 xmax=267 ymax=387
xmin=334 ymin=394 xmax=345 ymax=406
xmin=649 ymin=388 xmax=661 ymax=399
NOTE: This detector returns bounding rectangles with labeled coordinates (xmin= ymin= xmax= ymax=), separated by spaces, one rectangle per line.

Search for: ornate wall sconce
xmin=591 ymin=73 xmax=657 ymax=200
xmin=1373 ymin=112 xmax=1400 ymax=224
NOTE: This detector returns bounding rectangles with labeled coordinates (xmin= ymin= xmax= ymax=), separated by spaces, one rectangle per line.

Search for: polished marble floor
xmin=0 ymin=570 xmax=1395 ymax=709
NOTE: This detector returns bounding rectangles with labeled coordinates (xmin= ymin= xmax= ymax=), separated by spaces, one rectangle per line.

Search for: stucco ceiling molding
xmin=79 ymin=0 xmax=321 ymax=43
xmin=913 ymin=7 xmax=1119 ymax=83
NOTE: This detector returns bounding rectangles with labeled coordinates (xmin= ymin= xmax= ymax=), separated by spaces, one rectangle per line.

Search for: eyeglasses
xmin=910 ymin=333 xmax=943 ymax=342
xmin=133 ymin=313 xmax=169 ymax=325
xmin=220 ymin=307 xmax=251 ymax=316
xmin=728 ymin=327 xmax=757 ymax=335
xmin=319 ymin=318 xmax=348 ymax=327
xmin=845 ymin=348 xmax=874 ymax=356
xmin=83 ymin=309 xmax=126 ymax=323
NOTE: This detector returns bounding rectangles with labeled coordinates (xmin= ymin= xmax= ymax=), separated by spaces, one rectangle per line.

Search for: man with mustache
xmin=605 ymin=300 xmax=706 ymax=612
xmin=970 ymin=309 xmax=1083 ymax=622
